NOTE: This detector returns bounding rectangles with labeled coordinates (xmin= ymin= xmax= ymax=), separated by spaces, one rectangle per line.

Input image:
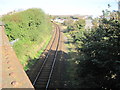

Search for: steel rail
xmin=33 ymin=24 xmax=58 ymax=86
xmin=45 ymin=24 xmax=60 ymax=89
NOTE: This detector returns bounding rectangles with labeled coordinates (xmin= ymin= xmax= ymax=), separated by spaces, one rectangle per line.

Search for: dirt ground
xmin=26 ymin=24 xmax=70 ymax=89
xmin=49 ymin=25 xmax=71 ymax=88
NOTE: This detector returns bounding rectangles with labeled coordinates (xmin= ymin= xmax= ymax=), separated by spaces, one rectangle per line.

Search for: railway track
xmin=33 ymin=23 xmax=61 ymax=89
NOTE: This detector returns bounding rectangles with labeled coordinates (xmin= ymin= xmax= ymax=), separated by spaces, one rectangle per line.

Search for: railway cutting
xmin=27 ymin=23 xmax=62 ymax=89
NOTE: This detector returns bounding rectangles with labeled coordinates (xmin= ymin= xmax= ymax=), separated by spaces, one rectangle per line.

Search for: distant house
xmin=73 ymin=18 xmax=78 ymax=22
xmin=53 ymin=18 xmax=66 ymax=23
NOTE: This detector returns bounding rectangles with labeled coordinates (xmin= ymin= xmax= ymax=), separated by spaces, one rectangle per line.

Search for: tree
xmin=66 ymin=19 xmax=85 ymax=43
xmin=76 ymin=18 xmax=120 ymax=89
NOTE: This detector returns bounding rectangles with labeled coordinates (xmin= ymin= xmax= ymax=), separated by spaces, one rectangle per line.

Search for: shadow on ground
xmin=26 ymin=29 xmax=79 ymax=89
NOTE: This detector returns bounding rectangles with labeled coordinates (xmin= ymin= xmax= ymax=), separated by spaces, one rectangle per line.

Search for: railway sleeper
xmin=41 ymin=69 xmax=51 ymax=72
xmin=36 ymin=81 xmax=47 ymax=84
xmin=34 ymin=84 xmax=46 ymax=88
xmin=43 ymin=67 xmax=51 ymax=70
xmin=45 ymin=61 xmax=53 ymax=64
xmin=41 ymin=70 xmax=50 ymax=73
xmin=37 ymin=78 xmax=48 ymax=82
xmin=44 ymin=64 xmax=52 ymax=67
xmin=40 ymin=73 xmax=49 ymax=77
xmin=35 ymin=80 xmax=47 ymax=85
xmin=45 ymin=62 xmax=52 ymax=65
xmin=37 ymin=77 xmax=49 ymax=80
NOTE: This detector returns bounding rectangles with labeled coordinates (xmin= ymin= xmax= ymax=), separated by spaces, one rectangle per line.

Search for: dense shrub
xmin=76 ymin=19 xmax=120 ymax=89
xmin=2 ymin=8 xmax=52 ymax=69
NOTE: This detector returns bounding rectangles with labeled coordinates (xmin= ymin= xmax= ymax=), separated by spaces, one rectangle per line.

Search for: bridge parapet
xmin=0 ymin=26 xmax=34 ymax=89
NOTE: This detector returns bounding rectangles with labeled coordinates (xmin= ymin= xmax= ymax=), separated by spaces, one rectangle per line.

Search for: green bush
xmin=2 ymin=8 xmax=52 ymax=69
xmin=77 ymin=19 xmax=120 ymax=88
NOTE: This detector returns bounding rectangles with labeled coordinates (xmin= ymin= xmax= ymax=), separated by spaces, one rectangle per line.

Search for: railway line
xmin=27 ymin=23 xmax=61 ymax=89
xmin=1 ymin=20 xmax=67 ymax=89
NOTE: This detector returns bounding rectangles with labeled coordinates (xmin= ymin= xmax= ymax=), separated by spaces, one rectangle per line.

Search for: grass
xmin=2 ymin=8 xmax=53 ymax=70
xmin=62 ymin=25 xmax=79 ymax=87
xmin=24 ymin=35 xmax=52 ymax=71
xmin=0 ymin=17 xmax=2 ymax=21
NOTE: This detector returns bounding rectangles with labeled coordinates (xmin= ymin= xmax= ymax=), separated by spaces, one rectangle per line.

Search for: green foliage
xmin=62 ymin=18 xmax=86 ymax=87
xmin=63 ymin=18 xmax=74 ymax=26
xmin=0 ymin=17 xmax=2 ymax=21
xmin=92 ymin=18 xmax=99 ymax=28
xmin=76 ymin=19 xmax=120 ymax=89
xmin=63 ymin=7 xmax=120 ymax=89
xmin=69 ymin=19 xmax=85 ymax=43
xmin=24 ymin=37 xmax=51 ymax=71
xmin=2 ymin=8 xmax=52 ymax=69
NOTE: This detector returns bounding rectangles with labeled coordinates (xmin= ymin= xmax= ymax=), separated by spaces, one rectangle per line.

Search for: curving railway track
xmin=1 ymin=22 xmax=67 ymax=89
xmin=29 ymin=23 xmax=61 ymax=89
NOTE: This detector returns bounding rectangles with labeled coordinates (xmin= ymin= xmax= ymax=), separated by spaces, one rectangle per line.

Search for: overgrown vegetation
xmin=76 ymin=18 xmax=120 ymax=89
xmin=2 ymin=8 xmax=52 ymax=70
xmin=63 ymin=9 xmax=120 ymax=89
xmin=62 ymin=17 xmax=86 ymax=88
xmin=0 ymin=17 xmax=2 ymax=21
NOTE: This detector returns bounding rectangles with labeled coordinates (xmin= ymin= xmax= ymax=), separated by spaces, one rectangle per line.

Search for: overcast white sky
xmin=0 ymin=0 xmax=118 ymax=17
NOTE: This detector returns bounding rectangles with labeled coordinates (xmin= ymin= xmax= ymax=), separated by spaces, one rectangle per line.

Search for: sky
xmin=0 ymin=0 xmax=118 ymax=17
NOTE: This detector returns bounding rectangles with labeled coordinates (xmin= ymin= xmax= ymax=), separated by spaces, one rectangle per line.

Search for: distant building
xmin=73 ymin=18 xmax=79 ymax=22
xmin=53 ymin=18 xmax=65 ymax=23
